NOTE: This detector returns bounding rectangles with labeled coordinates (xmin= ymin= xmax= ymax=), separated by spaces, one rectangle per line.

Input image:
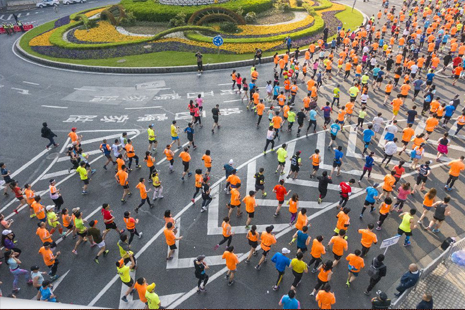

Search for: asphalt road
xmin=1 ymin=0 xmax=465 ymax=308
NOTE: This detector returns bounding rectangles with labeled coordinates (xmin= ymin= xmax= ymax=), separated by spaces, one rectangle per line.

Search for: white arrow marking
xmin=11 ymin=87 xmax=29 ymax=95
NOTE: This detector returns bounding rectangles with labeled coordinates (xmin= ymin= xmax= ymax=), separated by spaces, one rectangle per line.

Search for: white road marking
xmin=42 ymin=105 xmax=68 ymax=109
xmin=124 ymin=106 xmax=162 ymax=110
xmin=30 ymin=270 xmax=70 ymax=300
xmin=281 ymin=141 xmax=296 ymax=178
xmin=254 ymin=198 xmax=331 ymax=209
xmin=218 ymin=83 xmax=231 ymax=86
xmin=11 ymin=87 xmax=30 ymax=95
xmin=40 ymin=169 xmax=73 ymax=180
xmin=246 ymin=161 xmax=256 ymax=194
xmin=23 ymin=81 xmax=39 ymax=85
xmin=223 ymin=99 xmax=241 ymax=103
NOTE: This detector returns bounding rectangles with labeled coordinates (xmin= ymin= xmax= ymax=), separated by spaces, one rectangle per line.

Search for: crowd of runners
xmin=2 ymin=0 xmax=465 ymax=308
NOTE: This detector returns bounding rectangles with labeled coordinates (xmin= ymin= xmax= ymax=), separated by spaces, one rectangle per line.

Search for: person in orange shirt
xmin=337 ymin=106 xmax=346 ymax=127
xmin=399 ymin=81 xmax=411 ymax=101
xmin=399 ymin=123 xmax=415 ymax=155
xmin=345 ymin=101 xmax=354 ymax=122
xmin=328 ymin=229 xmax=348 ymax=266
xmin=376 ymin=197 xmax=393 ymax=230
xmin=378 ymin=171 xmax=396 ymax=200
xmin=214 ymin=216 xmax=233 ymax=251
xmin=453 ymin=66 xmax=463 ymax=86
xmin=243 ymin=191 xmax=257 ymax=228
xmin=68 ymin=127 xmax=82 ymax=146
xmin=222 ymin=245 xmax=239 ymax=286
xmin=164 ymin=221 xmax=182 ymax=260
xmin=135 ymin=177 xmax=153 ymax=213
xmin=134 ymin=277 xmax=153 ymax=305
xmin=115 ymin=165 xmax=130 ymax=203
xmin=179 ymin=147 xmax=192 ymax=181
xmin=123 ymin=211 xmax=141 ymax=245
xmin=278 ymin=57 xmax=286 ymax=76
xmin=32 ymin=196 xmax=46 ymax=222
xmin=310 ymin=260 xmax=333 ymax=296
xmin=315 ymin=284 xmax=336 ymax=309
xmin=307 ymin=235 xmax=326 ymax=272
xmin=255 ymin=225 xmax=277 ymax=270
xmin=125 ymin=139 xmax=141 ymax=171
xmin=201 ymin=150 xmax=212 ymax=175
xmin=445 ymin=156 xmax=465 ymax=190
xmin=425 ymin=114 xmax=439 ymax=140
xmin=38 ymin=242 xmax=60 ymax=280
xmin=358 ymin=224 xmax=378 ymax=257
xmin=418 ymin=188 xmax=437 ymax=224
xmin=391 ymin=94 xmax=403 ymax=120
xmin=144 ymin=151 xmax=155 ymax=181
xmin=256 ymin=99 xmax=266 ymax=128
xmin=345 ymin=250 xmax=365 ymax=287
xmin=36 ymin=221 xmax=55 ymax=247
xmin=272 ymin=111 xmax=283 ymax=139
xmin=277 ymin=91 xmax=287 ymax=108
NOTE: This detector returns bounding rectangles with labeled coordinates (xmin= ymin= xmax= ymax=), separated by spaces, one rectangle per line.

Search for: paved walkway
xmin=398 ymin=252 xmax=465 ymax=309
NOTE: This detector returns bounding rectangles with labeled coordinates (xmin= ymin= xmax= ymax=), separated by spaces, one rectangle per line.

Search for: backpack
xmin=367 ymin=258 xmax=381 ymax=279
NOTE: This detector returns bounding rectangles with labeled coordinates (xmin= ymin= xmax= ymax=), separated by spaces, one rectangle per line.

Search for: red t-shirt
xmin=101 ymin=209 xmax=113 ymax=223
xmin=393 ymin=166 xmax=405 ymax=178
xmin=340 ymin=182 xmax=352 ymax=198
xmin=13 ymin=186 xmax=22 ymax=198
xmin=273 ymin=185 xmax=288 ymax=201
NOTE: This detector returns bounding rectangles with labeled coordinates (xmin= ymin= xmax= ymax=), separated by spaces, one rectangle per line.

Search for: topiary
xmin=169 ymin=12 xmax=187 ymax=27
xmin=219 ymin=22 xmax=238 ymax=33
xmin=236 ymin=6 xmax=244 ymax=16
xmin=120 ymin=11 xmax=136 ymax=26
xmin=244 ymin=11 xmax=257 ymax=23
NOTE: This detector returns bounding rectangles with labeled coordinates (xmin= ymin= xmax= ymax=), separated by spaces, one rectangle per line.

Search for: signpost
xmin=380 ymin=235 xmax=401 ymax=255
xmin=213 ymin=35 xmax=224 ymax=55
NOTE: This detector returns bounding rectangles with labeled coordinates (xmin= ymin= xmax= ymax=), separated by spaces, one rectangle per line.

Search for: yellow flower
xmin=84 ymin=8 xmax=106 ymax=18
xmin=74 ymin=21 xmax=146 ymax=42
xmin=29 ymin=28 xmax=57 ymax=46
xmin=235 ymin=15 xmax=314 ymax=36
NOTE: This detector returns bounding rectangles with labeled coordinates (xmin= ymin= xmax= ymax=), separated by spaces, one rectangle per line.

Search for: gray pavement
xmin=1 ymin=0 xmax=465 ymax=308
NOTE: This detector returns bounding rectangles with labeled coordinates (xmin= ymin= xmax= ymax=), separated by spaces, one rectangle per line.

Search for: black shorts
xmin=228 ymin=203 xmax=241 ymax=209
xmin=448 ymin=175 xmax=458 ymax=181
xmin=278 ymin=200 xmax=284 ymax=204
xmin=426 ymin=130 xmax=433 ymax=135
xmin=426 ymin=80 xmax=433 ymax=85
xmin=297 ymin=246 xmax=308 ymax=253
xmin=333 ymin=253 xmax=342 ymax=261
xmin=326 ymin=69 xmax=332 ymax=73
xmin=206 ymin=167 xmax=211 ymax=173
xmin=262 ymin=249 xmax=270 ymax=257
xmin=364 ymin=200 xmax=375 ymax=206
xmin=123 ymin=279 xmax=134 ymax=287
xmin=333 ymin=161 xmax=341 ymax=168
xmin=278 ymin=161 xmax=285 ymax=167
xmin=416 ymin=175 xmax=427 ymax=185
xmin=290 ymin=165 xmax=299 ymax=172
xmin=249 ymin=240 xmax=258 ymax=248
xmin=213 ymin=116 xmax=219 ymax=124
xmin=385 ymin=92 xmax=391 ymax=96
xmin=169 ymin=244 xmax=177 ymax=250
xmin=77 ymin=231 xmax=87 ymax=237
xmin=82 ymin=179 xmax=89 ymax=185
xmin=148 ymin=140 xmax=157 ymax=144
xmin=397 ymin=227 xmax=412 ymax=236
xmin=123 ymin=184 xmax=129 ymax=189
xmin=331 ymin=134 xmax=337 ymax=141
xmin=16 ymin=196 xmax=24 ymax=201
xmin=105 ymin=222 xmax=117 ymax=230
xmin=182 ymin=161 xmax=189 ymax=172
xmin=255 ymin=184 xmax=265 ymax=191
xmin=399 ymin=94 xmax=407 ymax=98
xmin=376 ymin=77 xmax=383 ymax=83
xmin=65 ymin=224 xmax=74 ymax=230
xmin=247 ymin=212 xmax=255 ymax=218
xmin=105 ymin=154 xmax=113 ymax=159
xmin=402 ymin=140 xmax=409 ymax=146
xmin=383 ymin=189 xmax=392 ymax=193
xmin=313 ymin=165 xmax=319 ymax=171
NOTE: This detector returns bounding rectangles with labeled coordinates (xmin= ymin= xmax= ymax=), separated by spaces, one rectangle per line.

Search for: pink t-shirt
xmin=196 ymin=98 xmax=203 ymax=107
xmin=397 ymin=187 xmax=411 ymax=200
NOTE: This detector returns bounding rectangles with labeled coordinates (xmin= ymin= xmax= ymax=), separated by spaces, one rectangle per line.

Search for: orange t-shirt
xmin=402 ymin=127 xmax=415 ymax=142
xmin=226 ymin=174 xmax=241 ymax=186
xmin=164 ymin=148 xmax=173 ymax=161
xmin=125 ymin=144 xmax=135 ymax=158
xmin=425 ymin=117 xmax=438 ymax=132
xmin=243 ymin=195 xmax=255 ymax=213
xmin=136 ymin=182 xmax=147 ymax=199
xmin=448 ymin=160 xmax=465 ymax=177
xmin=134 ymin=282 xmax=148 ymax=303
xmin=400 ymin=84 xmax=411 ymax=95
xmin=330 ymin=236 xmax=348 ymax=256
xmin=379 ymin=202 xmax=391 ymax=215
xmin=202 ymin=154 xmax=212 ymax=168
xmin=310 ymin=239 xmax=326 ymax=258
xmin=392 ymin=98 xmax=403 ymax=111
xmin=164 ymin=228 xmax=175 ymax=246
xmin=116 ymin=170 xmax=128 ymax=186
xmin=179 ymin=151 xmax=191 ymax=162
xmin=383 ymin=175 xmax=395 ymax=191
xmin=260 ymin=232 xmax=277 ymax=251
xmin=36 ymin=227 xmax=53 ymax=243
xmin=38 ymin=246 xmax=55 ymax=266
xmin=68 ymin=131 xmax=78 ymax=142
xmin=336 ymin=211 xmax=350 ymax=230
xmin=316 ymin=290 xmax=336 ymax=309
xmin=32 ymin=201 xmax=46 ymax=220
xmin=359 ymin=229 xmax=377 ymax=248
xmin=230 ymin=188 xmax=240 ymax=206
xmin=385 ymin=84 xmax=393 ymax=93
xmin=295 ymin=211 xmax=308 ymax=231
xmin=272 ymin=116 xmax=282 ymax=129
xmin=337 ymin=110 xmax=346 ymax=122
xmin=289 ymin=199 xmax=298 ymax=213
xmin=423 ymin=194 xmax=435 ymax=207
xmin=346 ymin=253 xmax=365 ymax=272
xmin=222 ymin=251 xmax=239 ymax=271
xmin=256 ymin=103 xmax=265 ymax=116
xmin=195 ymin=174 xmax=203 ymax=188
xmin=345 ymin=102 xmax=354 ymax=114
xmin=247 ymin=230 xmax=258 ymax=242
xmin=145 ymin=155 xmax=155 ymax=168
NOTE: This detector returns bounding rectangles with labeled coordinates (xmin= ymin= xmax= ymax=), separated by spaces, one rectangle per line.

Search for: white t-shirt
xmin=385 ymin=124 xmax=398 ymax=134
xmin=112 ymin=144 xmax=122 ymax=157
xmin=410 ymin=64 xmax=418 ymax=74
xmin=266 ymin=130 xmax=275 ymax=140
xmin=361 ymin=94 xmax=369 ymax=103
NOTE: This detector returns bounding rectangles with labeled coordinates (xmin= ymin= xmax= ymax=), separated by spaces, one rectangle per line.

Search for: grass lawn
xmin=19 ymin=6 xmax=363 ymax=68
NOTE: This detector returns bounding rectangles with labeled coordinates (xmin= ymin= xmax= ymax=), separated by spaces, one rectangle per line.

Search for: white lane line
xmin=281 ymin=141 xmax=296 ymax=178
xmin=218 ymin=83 xmax=231 ymax=86
xmin=246 ymin=161 xmax=256 ymax=194
xmin=124 ymin=106 xmax=162 ymax=110
xmin=42 ymin=105 xmax=68 ymax=109
xmin=223 ymin=99 xmax=241 ymax=103
xmin=347 ymin=125 xmax=357 ymax=157
xmin=23 ymin=81 xmax=39 ymax=85
xmin=11 ymin=149 xmax=49 ymax=179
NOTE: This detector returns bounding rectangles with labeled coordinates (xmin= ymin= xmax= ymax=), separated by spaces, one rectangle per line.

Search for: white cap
xmin=229 ymin=159 xmax=234 ymax=165
xmin=2 ymin=230 xmax=12 ymax=235
xmin=282 ymin=248 xmax=291 ymax=254
xmin=46 ymin=205 xmax=55 ymax=211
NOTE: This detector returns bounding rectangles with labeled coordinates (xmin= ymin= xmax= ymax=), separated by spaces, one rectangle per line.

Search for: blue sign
xmin=213 ymin=35 xmax=224 ymax=47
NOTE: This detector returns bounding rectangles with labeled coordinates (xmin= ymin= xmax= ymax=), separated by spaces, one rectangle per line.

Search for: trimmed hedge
xmin=49 ymin=24 xmax=218 ymax=50
xmin=19 ymin=20 xmax=56 ymax=51
xmin=120 ymin=0 xmax=273 ymax=22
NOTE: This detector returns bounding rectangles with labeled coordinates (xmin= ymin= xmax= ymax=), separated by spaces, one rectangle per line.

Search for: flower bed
xmin=73 ymin=21 xmax=147 ymax=42
xmin=230 ymin=14 xmax=315 ymax=37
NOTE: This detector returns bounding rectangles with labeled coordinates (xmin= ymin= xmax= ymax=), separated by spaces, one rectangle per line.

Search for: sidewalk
xmin=397 ymin=259 xmax=465 ymax=309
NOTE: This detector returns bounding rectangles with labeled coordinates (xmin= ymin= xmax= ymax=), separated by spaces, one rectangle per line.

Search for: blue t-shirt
xmin=378 ymin=70 xmax=385 ymax=78
xmin=224 ymin=164 xmax=234 ymax=177
xmin=444 ymin=105 xmax=456 ymax=117
xmin=372 ymin=67 xmax=381 ymax=77
xmin=249 ymin=82 xmax=255 ymax=90
xmin=442 ymin=34 xmax=450 ymax=43
xmin=363 ymin=129 xmax=375 ymax=143
xmin=322 ymin=106 xmax=331 ymax=118
xmin=281 ymin=295 xmax=300 ymax=309
xmin=271 ymin=252 xmax=291 ymax=272
xmin=365 ymin=186 xmax=378 ymax=203
xmin=426 ymin=73 xmax=435 ymax=81
xmin=100 ymin=143 xmax=111 ymax=156
xmin=330 ymin=123 xmax=340 ymax=136
xmin=184 ymin=127 xmax=194 ymax=139
xmin=273 ymin=86 xmax=280 ymax=96
xmin=296 ymin=230 xmax=308 ymax=249
xmin=413 ymin=79 xmax=423 ymax=90
xmin=334 ymin=149 xmax=343 ymax=164
xmin=309 ymin=110 xmax=317 ymax=121
xmin=364 ymin=155 xmax=374 ymax=168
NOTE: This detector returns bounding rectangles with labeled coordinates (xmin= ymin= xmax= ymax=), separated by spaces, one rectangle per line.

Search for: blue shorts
xmin=384 ymin=132 xmax=394 ymax=141
xmin=423 ymin=205 xmax=432 ymax=211
xmin=171 ymin=136 xmax=179 ymax=141
xmin=337 ymin=120 xmax=344 ymax=125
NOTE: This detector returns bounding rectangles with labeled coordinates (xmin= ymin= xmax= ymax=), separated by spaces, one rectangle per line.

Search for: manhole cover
xmin=46 ymin=153 xmax=60 ymax=160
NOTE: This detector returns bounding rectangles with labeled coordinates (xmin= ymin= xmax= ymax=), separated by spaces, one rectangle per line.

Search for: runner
xmin=244 ymin=191 xmax=257 ymax=229
xmin=125 ymin=139 xmax=141 ymax=171
xmin=76 ymin=162 xmax=90 ymax=195
xmin=271 ymin=248 xmax=291 ymax=291
xmin=170 ymin=121 xmax=181 ymax=149
xmin=100 ymin=139 xmax=116 ymax=170
xmin=179 ymin=147 xmax=192 ymax=181
xmin=345 ymin=250 xmax=365 ymax=287
xmin=101 ymin=203 xmax=125 ymax=239
xmin=24 ymin=184 xmax=36 ymax=218
xmin=264 ymin=126 xmax=276 ymax=154
xmin=328 ymin=229 xmax=348 ymax=266
xmin=10 ymin=181 xmax=26 ymax=215
xmin=273 ymin=179 xmax=291 ymax=217
xmin=227 ymin=183 xmax=242 ymax=218
xmin=71 ymin=211 xmax=89 ymax=255
xmin=327 ymin=122 xmax=341 ymax=149
xmin=276 ymin=144 xmax=288 ymax=176
xmin=445 ymin=156 xmax=465 ymax=191
xmin=214 ymin=217 xmax=233 ymax=250
xmin=222 ymin=246 xmax=239 ymax=286
xmin=359 ymin=152 xmax=375 ymax=183
xmin=31 ymin=196 xmax=46 ymax=223
xmin=61 ymin=209 xmax=74 ymax=238
xmin=245 ymin=225 xmax=259 ymax=263
xmin=38 ymin=242 xmax=60 ymax=280
xmin=309 ymin=261 xmax=333 ymax=296
xmin=254 ymin=168 xmax=267 ymax=197
xmin=255 ymin=225 xmax=277 ymax=271
xmin=359 ymin=224 xmax=378 ymax=257
xmin=48 ymin=179 xmax=64 ymax=212
xmin=164 ymin=145 xmax=175 ymax=173
xmin=309 ymin=150 xmax=321 ymax=179
xmin=144 ymin=151 xmax=156 ymax=182
xmin=376 ymin=198 xmax=393 ymax=230
xmin=398 ymin=124 xmax=415 ymax=156
xmin=87 ymin=220 xmax=110 ymax=264
xmin=115 ymin=165 xmax=131 ymax=203
xmin=123 ymin=211 xmax=142 ymax=244
xmin=411 ymin=160 xmax=432 ymax=193
xmin=212 ymin=104 xmax=221 ymax=133
xmin=417 ymin=188 xmax=437 ymax=225
xmin=288 ymin=193 xmax=299 ymax=225
xmin=337 ymin=179 xmax=355 ymax=210
xmin=116 ymin=259 xmax=135 ymax=303
xmin=184 ymin=123 xmax=197 ymax=150
xmin=202 ymin=150 xmax=212 ymax=176
xmin=151 ymin=170 xmax=164 ymax=200
xmin=426 ymin=196 xmax=451 ymax=233
xmin=164 ymin=222 xmax=182 ymax=260
xmin=147 ymin=124 xmax=157 ymax=152
xmin=191 ymin=169 xmax=203 ymax=204
xmin=396 ymin=209 xmax=417 ymax=247
xmin=317 ymin=171 xmax=332 ymax=204
xmin=279 ymin=290 xmax=301 ymax=309
xmin=45 ymin=205 xmax=65 ymax=238
xmin=360 ymin=183 xmax=380 ymax=218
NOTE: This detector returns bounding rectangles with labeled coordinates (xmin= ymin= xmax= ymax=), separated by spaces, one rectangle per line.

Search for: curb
xmin=15 ymin=5 xmax=367 ymax=74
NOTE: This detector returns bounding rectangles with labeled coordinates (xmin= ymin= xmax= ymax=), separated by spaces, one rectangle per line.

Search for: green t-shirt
xmin=349 ymin=86 xmax=359 ymax=97
xmin=276 ymin=148 xmax=287 ymax=162
xmin=117 ymin=265 xmax=131 ymax=283
xmin=333 ymin=87 xmax=340 ymax=98
xmin=287 ymin=111 xmax=296 ymax=123
xmin=361 ymin=75 xmax=369 ymax=84
xmin=358 ymin=110 xmax=367 ymax=119
xmin=399 ymin=213 xmax=413 ymax=232
xmin=147 ymin=128 xmax=156 ymax=141
xmin=74 ymin=218 xmax=86 ymax=233
xmin=76 ymin=166 xmax=88 ymax=180
xmin=146 ymin=291 xmax=160 ymax=309
xmin=290 ymin=258 xmax=307 ymax=273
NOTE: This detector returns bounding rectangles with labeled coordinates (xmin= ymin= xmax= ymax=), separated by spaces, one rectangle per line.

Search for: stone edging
xmin=15 ymin=5 xmax=367 ymax=74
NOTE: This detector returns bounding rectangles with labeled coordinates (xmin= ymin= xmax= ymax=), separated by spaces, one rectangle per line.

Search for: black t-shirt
xmin=297 ymin=112 xmax=306 ymax=123
xmin=254 ymin=172 xmax=265 ymax=186
xmin=212 ymin=108 xmax=219 ymax=117
xmin=317 ymin=176 xmax=332 ymax=191
xmin=407 ymin=110 xmax=417 ymax=123
xmin=371 ymin=298 xmax=391 ymax=309
xmin=87 ymin=227 xmax=102 ymax=244
xmin=202 ymin=183 xmax=210 ymax=198
xmin=386 ymin=58 xmax=394 ymax=70
xmin=194 ymin=260 xmax=206 ymax=277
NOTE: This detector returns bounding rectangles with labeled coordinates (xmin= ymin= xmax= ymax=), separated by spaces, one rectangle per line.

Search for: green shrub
xmin=244 ymin=11 xmax=256 ymax=23
xmin=274 ymin=0 xmax=290 ymax=12
xmin=121 ymin=0 xmax=273 ymax=22
xmin=169 ymin=12 xmax=187 ymax=27
xmin=296 ymin=0 xmax=303 ymax=6
xmin=219 ymin=22 xmax=238 ymax=33
xmin=236 ymin=6 xmax=244 ymax=16
xmin=120 ymin=11 xmax=136 ymax=26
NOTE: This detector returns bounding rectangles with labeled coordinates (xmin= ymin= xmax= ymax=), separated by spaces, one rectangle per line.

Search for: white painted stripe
xmin=40 ymin=169 xmax=73 ymax=180
xmin=7 ymin=14 xmax=12 ymax=20
xmin=319 ymin=163 xmax=385 ymax=180
xmin=223 ymin=99 xmax=241 ymax=103
xmin=73 ymin=88 xmax=96 ymax=91
xmin=255 ymin=198 xmax=330 ymax=209
xmin=316 ymin=131 xmax=326 ymax=161
xmin=124 ymin=106 xmax=162 ymax=110
xmin=160 ymin=293 xmax=185 ymax=307
xmin=207 ymin=187 xmax=219 ymax=235
xmin=218 ymin=83 xmax=231 ymax=86
xmin=23 ymin=81 xmax=39 ymax=85
xmin=246 ymin=161 xmax=256 ymax=194
xmin=415 ymin=118 xmax=426 ymax=136
xmin=168 ymin=254 xmax=230 ymax=269
xmin=42 ymin=105 xmax=68 ymax=109
xmin=202 ymin=110 xmax=206 ymax=118
xmin=281 ymin=141 xmax=296 ymax=178
xmin=346 ymin=125 xmax=357 ymax=157
xmin=10 ymin=149 xmax=49 ymax=179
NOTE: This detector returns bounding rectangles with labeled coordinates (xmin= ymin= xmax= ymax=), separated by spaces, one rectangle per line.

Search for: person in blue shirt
xmin=292 ymin=226 xmax=310 ymax=253
xmin=307 ymin=108 xmax=318 ymax=134
xmin=271 ymin=248 xmax=291 ymax=290
xmin=328 ymin=122 xmax=341 ymax=149
xmin=321 ymin=102 xmax=332 ymax=130
xmin=359 ymin=151 xmax=375 ymax=182
xmin=362 ymin=124 xmax=375 ymax=155
xmin=360 ymin=182 xmax=379 ymax=218
xmin=443 ymin=102 xmax=456 ymax=127
xmin=425 ymin=70 xmax=435 ymax=92
xmin=38 ymin=280 xmax=57 ymax=302
xmin=330 ymin=145 xmax=344 ymax=177
xmin=184 ymin=123 xmax=196 ymax=149
xmin=273 ymin=83 xmax=281 ymax=100
xmin=279 ymin=289 xmax=301 ymax=309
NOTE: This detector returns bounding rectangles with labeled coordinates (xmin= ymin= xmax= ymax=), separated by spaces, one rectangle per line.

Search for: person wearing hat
xmin=116 ymin=259 xmax=135 ymax=303
xmin=45 ymin=205 xmax=65 ymax=238
xmin=194 ymin=255 xmax=209 ymax=293
xmin=31 ymin=265 xmax=47 ymax=290
xmin=223 ymin=159 xmax=235 ymax=190
xmin=88 ymin=220 xmax=109 ymax=264
xmin=1 ymin=229 xmax=20 ymax=254
xmin=371 ymin=291 xmax=391 ymax=309
xmin=68 ymin=127 xmax=82 ymax=146
xmin=147 ymin=124 xmax=157 ymax=152
xmin=145 ymin=282 xmax=161 ymax=309
xmin=41 ymin=122 xmax=59 ymax=150
xmin=271 ymin=247 xmax=291 ymax=291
